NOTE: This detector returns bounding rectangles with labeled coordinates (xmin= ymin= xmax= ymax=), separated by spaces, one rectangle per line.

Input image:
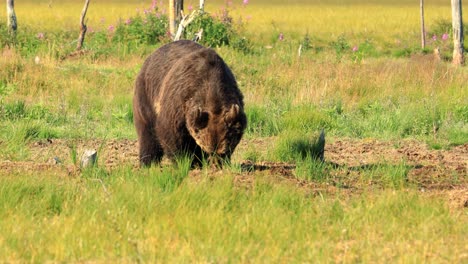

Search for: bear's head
xmin=186 ymin=103 xmax=247 ymax=166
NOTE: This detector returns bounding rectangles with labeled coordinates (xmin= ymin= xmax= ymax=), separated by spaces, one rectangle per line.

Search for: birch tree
xmin=169 ymin=0 xmax=184 ymax=38
xmin=6 ymin=0 xmax=17 ymax=34
xmin=420 ymin=0 xmax=426 ymax=49
xmin=451 ymin=0 xmax=464 ymax=65
xmin=200 ymin=0 xmax=205 ymax=10
xmin=76 ymin=0 xmax=90 ymax=51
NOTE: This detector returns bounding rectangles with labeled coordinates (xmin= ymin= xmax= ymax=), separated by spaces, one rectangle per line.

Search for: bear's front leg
xmin=136 ymin=120 xmax=164 ymax=167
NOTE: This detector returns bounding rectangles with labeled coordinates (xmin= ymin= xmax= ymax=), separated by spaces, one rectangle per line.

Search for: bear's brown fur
xmin=133 ymin=40 xmax=247 ymax=167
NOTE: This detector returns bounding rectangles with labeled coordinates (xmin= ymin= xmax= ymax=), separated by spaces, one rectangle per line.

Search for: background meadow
xmin=0 ymin=0 xmax=467 ymax=262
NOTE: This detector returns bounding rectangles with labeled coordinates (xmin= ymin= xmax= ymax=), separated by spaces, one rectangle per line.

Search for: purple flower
xmin=108 ymin=25 xmax=115 ymax=32
xmin=279 ymin=33 xmax=284 ymax=41
xmin=432 ymin=34 xmax=437 ymax=41
xmin=352 ymin=45 xmax=358 ymax=52
xmin=37 ymin=32 xmax=44 ymax=39
xmin=125 ymin=18 xmax=132 ymax=25
xmin=442 ymin=33 xmax=449 ymax=41
xmin=188 ymin=4 xmax=193 ymax=12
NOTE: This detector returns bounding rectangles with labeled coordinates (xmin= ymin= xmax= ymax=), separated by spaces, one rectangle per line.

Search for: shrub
xmin=183 ymin=9 xmax=253 ymax=53
xmin=112 ymin=10 xmax=169 ymax=45
xmin=330 ymin=34 xmax=350 ymax=60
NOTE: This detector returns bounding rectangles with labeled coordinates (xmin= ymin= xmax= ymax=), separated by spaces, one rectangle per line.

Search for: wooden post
xmin=6 ymin=0 xmax=17 ymax=34
xmin=76 ymin=0 xmax=90 ymax=51
xmin=420 ymin=0 xmax=426 ymax=49
xmin=451 ymin=0 xmax=464 ymax=65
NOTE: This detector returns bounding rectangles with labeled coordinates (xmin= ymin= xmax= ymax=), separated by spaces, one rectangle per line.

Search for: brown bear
xmin=133 ymin=40 xmax=247 ymax=167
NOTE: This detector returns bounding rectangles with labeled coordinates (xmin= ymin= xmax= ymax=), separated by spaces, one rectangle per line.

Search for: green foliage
xmin=351 ymin=39 xmax=377 ymax=63
xmin=183 ymin=10 xmax=253 ymax=53
xmin=186 ymin=12 xmax=231 ymax=47
xmin=430 ymin=19 xmax=468 ymax=37
xmin=330 ymin=34 xmax=350 ymax=60
xmin=0 ymin=101 xmax=55 ymax=122
xmin=392 ymin=47 xmax=413 ymax=58
xmin=111 ymin=11 xmax=169 ymax=46
xmin=0 ymin=22 xmax=15 ymax=47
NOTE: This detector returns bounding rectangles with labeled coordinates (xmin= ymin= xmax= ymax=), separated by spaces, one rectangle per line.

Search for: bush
xmin=112 ymin=10 xmax=169 ymax=45
xmin=185 ymin=12 xmax=231 ymax=47
xmin=183 ymin=9 xmax=253 ymax=53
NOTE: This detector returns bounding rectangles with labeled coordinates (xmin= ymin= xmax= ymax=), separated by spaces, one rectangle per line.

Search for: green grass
xmin=0 ymin=171 xmax=466 ymax=262
xmin=0 ymin=0 xmax=467 ymax=262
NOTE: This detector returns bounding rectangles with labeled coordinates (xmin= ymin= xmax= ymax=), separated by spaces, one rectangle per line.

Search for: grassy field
xmin=0 ymin=0 xmax=467 ymax=262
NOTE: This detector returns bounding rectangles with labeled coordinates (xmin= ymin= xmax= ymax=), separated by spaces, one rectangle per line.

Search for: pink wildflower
xmin=442 ymin=33 xmax=449 ymax=41
xmin=125 ymin=18 xmax=132 ymax=25
xmin=352 ymin=46 xmax=358 ymax=52
xmin=432 ymin=34 xmax=437 ymax=41
xmin=108 ymin=25 xmax=115 ymax=32
xmin=37 ymin=32 xmax=44 ymax=39
xmin=279 ymin=33 xmax=284 ymax=41
xmin=243 ymin=0 xmax=249 ymax=5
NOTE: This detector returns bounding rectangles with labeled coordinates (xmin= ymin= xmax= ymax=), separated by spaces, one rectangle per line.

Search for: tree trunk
xmin=175 ymin=0 xmax=183 ymax=24
xmin=451 ymin=0 xmax=464 ymax=65
xmin=169 ymin=0 xmax=184 ymax=40
xmin=6 ymin=0 xmax=17 ymax=33
xmin=200 ymin=0 xmax=205 ymax=11
xmin=76 ymin=0 xmax=90 ymax=51
xmin=169 ymin=0 xmax=175 ymax=37
xmin=420 ymin=0 xmax=426 ymax=49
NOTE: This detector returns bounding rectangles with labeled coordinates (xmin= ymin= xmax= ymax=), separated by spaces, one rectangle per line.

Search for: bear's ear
xmin=224 ymin=104 xmax=240 ymax=125
xmin=193 ymin=107 xmax=210 ymax=130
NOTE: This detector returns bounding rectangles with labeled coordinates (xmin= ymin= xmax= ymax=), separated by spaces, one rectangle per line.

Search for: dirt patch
xmin=1 ymin=137 xmax=466 ymax=208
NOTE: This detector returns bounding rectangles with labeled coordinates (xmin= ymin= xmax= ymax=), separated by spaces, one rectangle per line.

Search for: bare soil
xmin=1 ymin=138 xmax=466 ymax=209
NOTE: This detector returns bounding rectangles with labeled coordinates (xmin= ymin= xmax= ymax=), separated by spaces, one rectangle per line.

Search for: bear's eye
xmin=194 ymin=111 xmax=209 ymax=129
